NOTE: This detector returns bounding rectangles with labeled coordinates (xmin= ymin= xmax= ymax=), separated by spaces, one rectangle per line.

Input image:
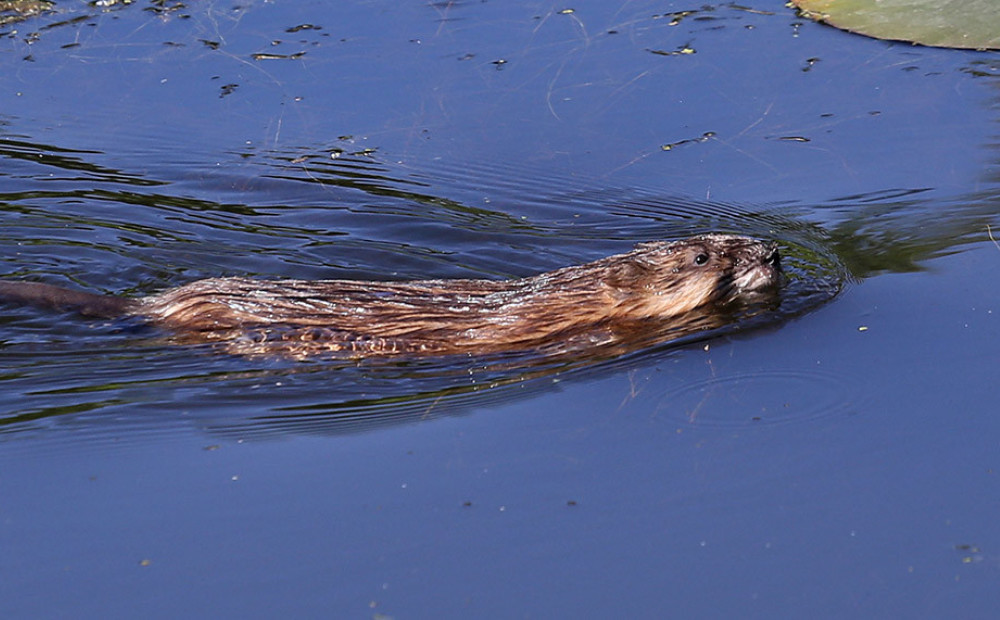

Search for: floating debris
xmin=0 ymin=0 xmax=54 ymax=25
xmin=661 ymin=131 xmax=715 ymax=151
xmin=252 ymin=51 xmax=306 ymax=60
xmin=647 ymin=44 xmax=696 ymax=56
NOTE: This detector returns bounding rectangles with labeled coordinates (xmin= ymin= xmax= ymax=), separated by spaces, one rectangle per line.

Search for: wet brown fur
xmin=0 ymin=234 xmax=780 ymax=357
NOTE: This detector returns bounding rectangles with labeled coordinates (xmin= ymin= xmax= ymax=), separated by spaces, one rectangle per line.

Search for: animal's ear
xmin=604 ymin=255 xmax=656 ymax=291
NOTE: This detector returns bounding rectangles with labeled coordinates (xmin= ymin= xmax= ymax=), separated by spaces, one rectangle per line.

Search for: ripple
xmin=656 ymin=368 xmax=867 ymax=428
xmin=0 ymin=149 xmax=852 ymax=443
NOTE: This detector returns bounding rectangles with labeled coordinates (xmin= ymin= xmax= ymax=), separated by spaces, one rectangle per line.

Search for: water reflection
xmin=816 ymin=188 xmax=1000 ymax=277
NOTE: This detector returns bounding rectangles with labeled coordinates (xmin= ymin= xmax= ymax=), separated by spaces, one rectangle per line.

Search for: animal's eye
xmin=694 ymin=253 xmax=709 ymax=266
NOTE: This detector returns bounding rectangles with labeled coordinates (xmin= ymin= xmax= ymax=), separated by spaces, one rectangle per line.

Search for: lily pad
xmin=792 ymin=0 xmax=1000 ymax=50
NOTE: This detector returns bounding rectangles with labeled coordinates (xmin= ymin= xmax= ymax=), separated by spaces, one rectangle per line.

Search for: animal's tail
xmin=0 ymin=280 xmax=133 ymax=318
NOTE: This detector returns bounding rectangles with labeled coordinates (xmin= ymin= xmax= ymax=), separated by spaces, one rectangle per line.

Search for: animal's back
xmin=0 ymin=235 xmax=782 ymax=357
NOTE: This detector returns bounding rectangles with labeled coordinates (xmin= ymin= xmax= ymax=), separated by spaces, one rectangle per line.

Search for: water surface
xmin=0 ymin=1 xmax=998 ymax=617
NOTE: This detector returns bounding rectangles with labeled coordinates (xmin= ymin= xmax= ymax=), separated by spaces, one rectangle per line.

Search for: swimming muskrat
xmin=0 ymin=234 xmax=781 ymax=357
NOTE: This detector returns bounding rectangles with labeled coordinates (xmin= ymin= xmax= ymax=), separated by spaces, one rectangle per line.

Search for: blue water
xmin=0 ymin=1 xmax=998 ymax=617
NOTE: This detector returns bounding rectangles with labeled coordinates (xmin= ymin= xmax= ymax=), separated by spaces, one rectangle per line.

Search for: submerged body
xmin=0 ymin=234 xmax=781 ymax=357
